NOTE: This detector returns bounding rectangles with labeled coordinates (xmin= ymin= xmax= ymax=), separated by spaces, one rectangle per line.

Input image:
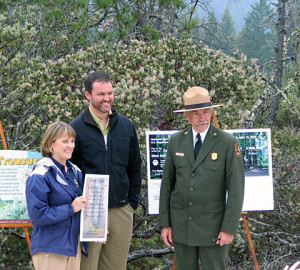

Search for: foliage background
xmin=0 ymin=0 xmax=299 ymax=269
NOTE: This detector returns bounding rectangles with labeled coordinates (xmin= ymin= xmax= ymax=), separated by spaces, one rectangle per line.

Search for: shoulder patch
xmin=30 ymin=166 xmax=48 ymax=176
xmin=234 ymin=143 xmax=242 ymax=157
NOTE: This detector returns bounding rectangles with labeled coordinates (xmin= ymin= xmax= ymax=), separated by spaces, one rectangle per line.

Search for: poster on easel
xmin=146 ymin=131 xmax=177 ymax=214
xmin=0 ymin=150 xmax=42 ymax=224
xmin=146 ymin=128 xmax=273 ymax=214
xmin=225 ymin=128 xmax=273 ymax=211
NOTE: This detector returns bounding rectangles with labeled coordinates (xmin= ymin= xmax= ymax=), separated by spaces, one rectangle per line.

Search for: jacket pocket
xmin=170 ymin=196 xmax=183 ymax=209
xmin=112 ymin=138 xmax=130 ymax=166
xmin=203 ymin=161 xmax=225 ymax=174
xmin=205 ymin=202 xmax=225 ymax=213
xmin=174 ymin=156 xmax=188 ymax=169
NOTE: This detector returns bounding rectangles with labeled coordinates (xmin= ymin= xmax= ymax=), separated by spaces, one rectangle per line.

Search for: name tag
xmin=176 ymin=152 xmax=184 ymax=156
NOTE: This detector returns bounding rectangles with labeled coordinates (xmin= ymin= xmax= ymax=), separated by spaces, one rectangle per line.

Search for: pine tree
xmin=237 ymin=0 xmax=276 ymax=65
xmin=221 ymin=7 xmax=237 ymax=56
xmin=204 ymin=10 xmax=221 ymax=49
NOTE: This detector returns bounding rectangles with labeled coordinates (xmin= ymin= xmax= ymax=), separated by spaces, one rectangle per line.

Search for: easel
xmin=213 ymin=110 xmax=260 ymax=270
xmin=171 ymin=110 xmax=260 ymax=270
xmin=0 ymin=119 xmax=33 ymax=261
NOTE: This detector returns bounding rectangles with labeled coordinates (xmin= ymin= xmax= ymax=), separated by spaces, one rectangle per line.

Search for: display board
xmin=146 ymin=131 xmax=177 ymax=214
xmin=225 ymin=129 xmax=274 ymax=211
xmin=0 ymin=150 xmax=42 ymax=224
xmin=146 ymin=128 xmax=274 ymax=214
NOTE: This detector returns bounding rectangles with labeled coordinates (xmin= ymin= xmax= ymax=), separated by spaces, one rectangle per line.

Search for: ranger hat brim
xmin=174 ymin=86 xmax=222 ymax=113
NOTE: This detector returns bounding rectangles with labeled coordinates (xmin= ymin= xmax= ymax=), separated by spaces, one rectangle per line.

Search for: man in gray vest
xmin=159 ymin=86 xmax=245 ymax=270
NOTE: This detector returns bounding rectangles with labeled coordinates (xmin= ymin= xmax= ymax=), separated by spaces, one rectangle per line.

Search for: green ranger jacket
xmin=159 ymin=125 xmax=245 ymax=246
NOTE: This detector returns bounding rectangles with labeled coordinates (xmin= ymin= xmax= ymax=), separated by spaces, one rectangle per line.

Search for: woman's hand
xmin=72 ymin=196 xmax=86 ymax=213
xmin=96 ymin=230 xmax=109 ymax=244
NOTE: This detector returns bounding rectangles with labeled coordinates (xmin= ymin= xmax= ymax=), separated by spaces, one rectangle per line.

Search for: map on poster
xmin=146 ymin=128 xmax=273 ymax=214
xmin=0 ymin=150 xmax=42 ymax=224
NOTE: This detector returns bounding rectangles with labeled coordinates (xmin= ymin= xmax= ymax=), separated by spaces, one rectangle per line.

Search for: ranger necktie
xmin=194 ymin=133 xmax=202 ymax=158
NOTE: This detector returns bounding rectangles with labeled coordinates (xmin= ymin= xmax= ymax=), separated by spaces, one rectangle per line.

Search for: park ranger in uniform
xmin=159 ymin=86 xmax=245 ymax=270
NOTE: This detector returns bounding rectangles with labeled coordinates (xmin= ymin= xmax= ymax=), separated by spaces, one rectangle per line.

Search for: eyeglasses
xmin=189 ymin=109 xmax=211 ymax=118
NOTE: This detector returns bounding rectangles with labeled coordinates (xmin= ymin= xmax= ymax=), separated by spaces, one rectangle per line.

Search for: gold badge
xmin=74 ymin=179 xmax=80 ymax=188
xmin=211 ymin=153 xmax=218 ymax=160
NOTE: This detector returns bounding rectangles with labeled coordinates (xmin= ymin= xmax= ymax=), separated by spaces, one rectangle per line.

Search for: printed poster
xmin=0 ymin=150 xmax=42 ymax=224
xmin=80 ymin=174 xmax=109 ymax=242
xmin=146 ymin=129 xmax=274 ymax=214
xmin=225 ymin=128 xmax=274 ymax=211
xmin=146 ymin=131 xmax=177 ymax=214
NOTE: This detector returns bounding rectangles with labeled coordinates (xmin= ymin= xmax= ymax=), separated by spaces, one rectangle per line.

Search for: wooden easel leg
xmin=0 ymin=120 xmax=8 ymax=150
xmin=172 ymin=256 xmax=176 ymax=270
xmin=24 ymin=226 xmax=35 ymax=270
xmin=241 ymin=214 xmax=260 ymax=270
xmin=24 ymin=226 xmax=31 ymax=251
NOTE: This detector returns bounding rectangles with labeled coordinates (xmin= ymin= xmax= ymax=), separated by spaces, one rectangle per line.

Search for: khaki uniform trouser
xmin=32 ymin=238 xmax=81 ymax=270
xmin=80 ymin=204 xmax=134 ymax=270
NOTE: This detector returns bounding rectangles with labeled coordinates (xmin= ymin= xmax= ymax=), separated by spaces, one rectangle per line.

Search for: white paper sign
xmin=146 ymin=131 xmax=177 ymax=214
xmin=146 ymin=128 xmax=274 ymax=214
xmin=225 ymin=128 xmax=274 ymax=211
xmin=80 ymin=174 xmax=109 ymax=242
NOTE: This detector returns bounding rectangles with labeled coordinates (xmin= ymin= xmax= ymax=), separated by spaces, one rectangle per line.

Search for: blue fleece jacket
xmin=26 ymin=158 xmax=88 ymax=257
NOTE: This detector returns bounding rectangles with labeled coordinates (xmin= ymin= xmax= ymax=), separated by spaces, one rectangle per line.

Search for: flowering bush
xmin=1 ymin=33 xmax=264 ymax=151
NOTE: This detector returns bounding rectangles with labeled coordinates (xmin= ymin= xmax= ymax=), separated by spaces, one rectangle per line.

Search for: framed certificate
xmin=80 ymin=174 xmax=109 ymax=242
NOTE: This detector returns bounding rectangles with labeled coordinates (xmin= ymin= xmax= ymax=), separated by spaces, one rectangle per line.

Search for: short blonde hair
xmin=41 ymin=121 xmax=76 ymax=157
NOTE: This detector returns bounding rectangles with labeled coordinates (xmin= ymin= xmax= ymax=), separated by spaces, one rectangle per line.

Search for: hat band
xmin=184 ymin=102 xmax=212 ymax=110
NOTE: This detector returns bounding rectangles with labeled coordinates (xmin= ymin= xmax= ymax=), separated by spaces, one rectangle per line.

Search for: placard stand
xmin=0 ymin=120 xmax=8 ymax=150
xmin=0 ymin=119 xmax=33 ymax=264
xmin=241 ymin=213 xmax=260 ymax=270
xmin=213 ymin=111 xmax=260 ymax=270
xmin=170 ymin=110 xmax=260 ymax=270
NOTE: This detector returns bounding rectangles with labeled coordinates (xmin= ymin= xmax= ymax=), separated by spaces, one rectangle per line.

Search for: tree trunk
xmin=265 ymin=0 xmax=287 ymax=124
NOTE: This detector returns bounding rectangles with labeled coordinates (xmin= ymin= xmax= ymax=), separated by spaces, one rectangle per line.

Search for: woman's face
xmin=51 ymin=133 xmax=75 ymax=165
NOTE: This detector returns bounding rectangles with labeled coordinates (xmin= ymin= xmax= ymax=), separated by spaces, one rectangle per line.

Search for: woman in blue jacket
xmin=26 ymin=122 xmax=88 ymax=270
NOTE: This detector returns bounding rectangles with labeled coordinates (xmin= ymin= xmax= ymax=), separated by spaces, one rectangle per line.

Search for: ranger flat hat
xmin=174 ymin=86 xmax=222 ymax=113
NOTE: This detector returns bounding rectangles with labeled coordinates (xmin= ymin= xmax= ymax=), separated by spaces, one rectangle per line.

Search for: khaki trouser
xmin=80 ymin=204 xmax=134 ymax=270
xmin=32 ymin=238 xmax=81 ymax=270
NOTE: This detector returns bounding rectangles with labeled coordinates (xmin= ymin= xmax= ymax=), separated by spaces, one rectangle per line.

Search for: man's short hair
xmin=85 ymin=71 xmax=112 ymax=94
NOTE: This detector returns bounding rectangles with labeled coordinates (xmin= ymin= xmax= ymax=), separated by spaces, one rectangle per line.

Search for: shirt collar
xmin=50 ymin=157 xmax=72 ymax=172
xmin=89 ymin=107 xmax=112 ymax=135
xmin=192 ymin=125 xmax=210 ymax=145
xmin=89 ymin=107 xmax=112 ymax=123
